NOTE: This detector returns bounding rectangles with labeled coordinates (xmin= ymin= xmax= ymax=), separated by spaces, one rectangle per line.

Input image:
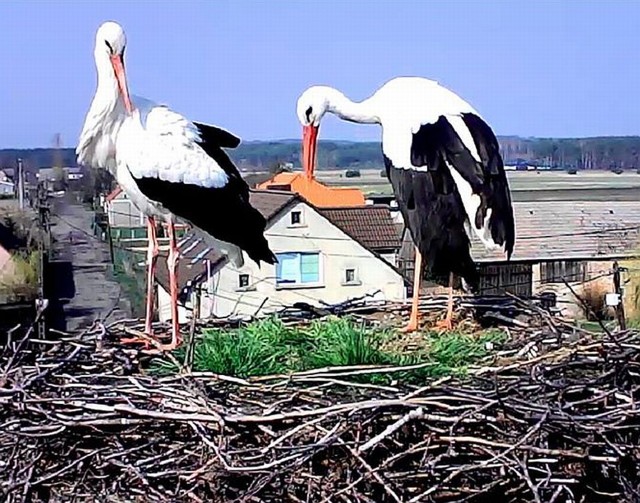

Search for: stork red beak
xmin=302 ymin=124 xmax=319 ymax=180
xmin=110 ymin=54 xmax=133 ymax=114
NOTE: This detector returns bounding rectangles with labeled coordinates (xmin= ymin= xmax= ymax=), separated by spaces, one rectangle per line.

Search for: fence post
xmin=612 ymin=261 xmax=627 ymax=331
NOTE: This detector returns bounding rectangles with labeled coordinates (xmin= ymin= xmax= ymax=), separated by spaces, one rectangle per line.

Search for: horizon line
xmin=3 ymin=134 xmax=640 ymax=151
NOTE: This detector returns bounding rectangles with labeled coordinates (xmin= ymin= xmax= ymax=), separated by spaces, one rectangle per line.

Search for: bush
xmin=580 ymin=281 xmax=612 ymax=321
xmin=344 ymin=169 xmax=361 ymax=178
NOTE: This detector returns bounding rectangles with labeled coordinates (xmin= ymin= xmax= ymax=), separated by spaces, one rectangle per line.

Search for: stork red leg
xmin=401 ymin=246 xmax=422 ymax=333
xmin=144 ymin=217 xmax=159 ymax=335
xmin=121 ymin=217 xmax=158 ymax=348
xmin=164 ymin=220 xmax=182 ymax=350
xmin=435 ymin=272 xmax=455 ymax=332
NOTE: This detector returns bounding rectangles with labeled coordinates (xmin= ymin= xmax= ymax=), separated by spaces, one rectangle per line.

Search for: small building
xmin=256 ymin=171 xmax=366 ymax=208
xmin=0 ymin=169 xmax=15 ymax=181
xmin=155 ymin=190 xmax=406 ymax=322
xmin=398 ymin=201 xmax=640 ymax=318
xmin=102 ymin=187 xmax=188 ymax=240
xmin=365 ymin=193 xmax=404 ymax=225
xmin=0 ymin=179 xmax=14 ymax=196
xmin=0 ymin=169 xmax=15 ymax=197
xmin=66 ymin=167 xmax=85 ymax=181
xmin=103 ymin=187 xmax=147 ymax=239
xmin=242 ymin=171 xmax=277 ymax=188
xmin=36 ymin=166 xmax=83 ymax=181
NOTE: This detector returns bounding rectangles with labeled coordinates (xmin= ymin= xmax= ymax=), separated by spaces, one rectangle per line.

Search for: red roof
xmin=319 ymin=205 xmax=402 ymax=252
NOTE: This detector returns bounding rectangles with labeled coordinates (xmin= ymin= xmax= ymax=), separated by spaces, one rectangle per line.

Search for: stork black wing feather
xmin=131 ymin=122 xmax=276 ymax=266
xmin=193 ymin=122 xmax=241 ymax=149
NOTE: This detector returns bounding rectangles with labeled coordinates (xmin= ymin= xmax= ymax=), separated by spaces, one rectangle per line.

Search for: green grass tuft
xmin=153 ymin=316 xmax=507 ymax=384
xmin=299 ymin=317 xmax=390 ymax=369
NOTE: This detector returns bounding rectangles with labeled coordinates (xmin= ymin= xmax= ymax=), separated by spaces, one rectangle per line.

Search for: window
xmin=345 ymin=268 xmax=356 ymax=284
xmin=290 ymin=211 xmax=302 ymax=226
xmin=238 ymin=274 xmax=250 ymax=288
xmin=540 ymin=260 xmax=587 ymax=284
xmin=276 ymin=252 xmax=320 ymax=286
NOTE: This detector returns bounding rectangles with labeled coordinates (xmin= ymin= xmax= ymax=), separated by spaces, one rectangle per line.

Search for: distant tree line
xmin=499 ymin=136 xmax=640 ymax=169
xmin=3 ymin=136 xmax=640 ymax=171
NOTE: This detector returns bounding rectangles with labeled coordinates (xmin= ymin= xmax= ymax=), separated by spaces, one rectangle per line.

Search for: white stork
xmin=77 ymin=21 xmax=276 ymax=349
xmin=297 ymin=77 xmax=515 ymax=332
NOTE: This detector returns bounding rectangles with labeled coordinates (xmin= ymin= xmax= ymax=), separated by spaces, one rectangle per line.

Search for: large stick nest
xmin=1 ymin=311 xmax=640 ymax=502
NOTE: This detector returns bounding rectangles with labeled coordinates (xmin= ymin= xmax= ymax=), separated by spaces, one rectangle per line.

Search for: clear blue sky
xmin=1 ymin=0 xmax=639 ymax=148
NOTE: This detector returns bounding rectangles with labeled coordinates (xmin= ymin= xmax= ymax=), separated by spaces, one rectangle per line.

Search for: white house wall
xmin=107 ymin=195 xmax=145 ymax=228
xmin=200 ymin=202 xmax=406 ymax=319
xmin=157 ymin=285 xmax=191 ymax=324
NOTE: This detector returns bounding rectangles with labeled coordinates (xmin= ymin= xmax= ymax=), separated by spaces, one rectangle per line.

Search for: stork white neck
xmin=92 ymin=48 xmax=121 ymax=115
xmin=323 ymin=87 xmax=380 ymax=125
xmin=298 ymin=86 xmax=380 ymax=126
xmin=76 ymin=21 xmax=133 ymax=171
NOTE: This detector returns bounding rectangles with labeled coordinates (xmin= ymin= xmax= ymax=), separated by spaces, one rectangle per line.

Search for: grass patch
xmin=0 ymin=250 xmax=40 ymax=302
xmin=154 ymin=316 xmax=507 ymax=384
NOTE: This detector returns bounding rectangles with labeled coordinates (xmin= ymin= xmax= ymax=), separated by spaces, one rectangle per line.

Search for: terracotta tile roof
xmin=319 ymin=205 xmax=402 ymax=252
xmin=256 ymin=172 xmax=366 ymax=208
xmin=246 ymin=189 xmax=300 ymax=221
xmin=399 ymin=201 xmax=640 ymax=263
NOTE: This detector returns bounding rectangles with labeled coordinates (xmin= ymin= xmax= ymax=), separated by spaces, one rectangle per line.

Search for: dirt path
xmin=49 ymin=197 xmax=132 ymax=332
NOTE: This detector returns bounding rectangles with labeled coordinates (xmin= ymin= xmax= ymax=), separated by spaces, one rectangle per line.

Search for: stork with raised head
xmin=297 ymin=77 xmax=515 ymax=332
xmin=77 ymin=21 xmax=276 ymax=349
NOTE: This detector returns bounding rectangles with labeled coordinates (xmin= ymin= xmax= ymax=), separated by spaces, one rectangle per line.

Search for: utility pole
xmin=106 ymin=221 xmax=115 ymax=264
xmin=612 ymin=261 xmax=627 ymax=331
xmin=35 ymin=182 xmax=50 ymax=339
xmin=16 ymin=158 xmax=25 ymax=210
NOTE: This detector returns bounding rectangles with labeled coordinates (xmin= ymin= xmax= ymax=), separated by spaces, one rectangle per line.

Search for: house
xmin=102 ymin=187 xmax=147 ymax=239
xmin=66 ymin=167 xmax=85 ymax=181
xmin=36 ymin=166 xmax=83 ymax=181
xmin=102 ymin=186 xmax=189 ymax=242
xmin=155 ymin=190 xmax=406 ymax=322
xmin=0 ymin=179 xmax=14 ymax=197
xmin=0 ymin=169 xmax=15 ymax=181
xmin=318 ymin=205 xmax=402 ymax=266
xmin=242 ymin=171 xmax=277 ymax=188
xmin=398 ymin=201 xmax=640 ymax=318
xmin=0 ymin=170 xmax=15 ymax=197
xmin=256 ymin=171 xmax=366 ymax=208
xmin=365 ymin=193 xmax=404 ymax=225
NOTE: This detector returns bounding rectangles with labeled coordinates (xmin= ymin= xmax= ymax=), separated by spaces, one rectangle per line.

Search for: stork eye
xmin=305 ymin=106 xmax=313 ymax=122
xmin=105 ymin=40 xmax=114 ymax=53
